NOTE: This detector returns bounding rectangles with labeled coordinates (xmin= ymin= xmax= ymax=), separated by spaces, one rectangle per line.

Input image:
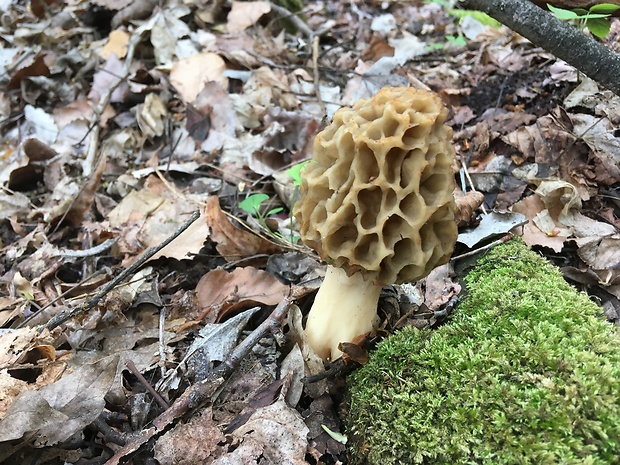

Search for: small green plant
xmin=548 ymin=3 xmax=620 ymax=39
xmin=445 ymin=33 xmax=467 ymax=47
xmin=446 ymin=8 xmax=501 ymax=28
xmin=238 ymin=193 xmax=283 ymax=218
xmin=284 ymin=160 xmax=310 ymax=244
xmin=237 ymin=161 xmax=309 ymax=246
xmin=424 ymin=1 xmax=500 ymax=51
xmin=286 ymin=160 xmax=308 ymax=187
xmin=426 ymin=33 xmax=467 ymax=51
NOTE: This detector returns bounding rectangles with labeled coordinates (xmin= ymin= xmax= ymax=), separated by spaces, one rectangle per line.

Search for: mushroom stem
xmin=304 ymin=266 xmax=382 ymax=361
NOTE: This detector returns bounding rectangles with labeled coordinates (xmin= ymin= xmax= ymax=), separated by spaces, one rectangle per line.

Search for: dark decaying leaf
xmin=0 ymin=356 xmax=118 ymax=449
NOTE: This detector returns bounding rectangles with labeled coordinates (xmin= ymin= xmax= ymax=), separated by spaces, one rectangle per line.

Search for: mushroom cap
xmin=294 ymin=87 xmax=457 ymax=286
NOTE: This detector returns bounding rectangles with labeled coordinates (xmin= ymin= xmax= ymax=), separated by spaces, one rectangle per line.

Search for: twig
xmin=460 ymin=142 xmax=488 ymax=215
xmin=451 ymin=233 xmax=514 ymax=261
xmin=159 ymin=306 xmax=168 ymax=379
xmin=92 ymin=416 xmax=127 ymax=446
xmin=312 ymin=35 xmax=327 ymax=118
xmin=461 ymin=164 xmax=488 ymax=215
xmin=125 ymin=359 xmax=170 ymax=409
xmin=42 ymin=210 xmax=201 ymax=331
xmin=103 ymin=296 xmax=294 ymax=465
xmin=58 ymin=238 xmax=117 ymax=258
xmin=268 ymin=2 xmax=314 ymax=39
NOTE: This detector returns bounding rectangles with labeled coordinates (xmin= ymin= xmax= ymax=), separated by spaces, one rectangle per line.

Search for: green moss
xmin=346 ymin=238 xmax=620 ymax=465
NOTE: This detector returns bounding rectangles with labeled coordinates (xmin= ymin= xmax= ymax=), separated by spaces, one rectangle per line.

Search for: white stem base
xmin=304 ymin=266 xmax=382 ymax=361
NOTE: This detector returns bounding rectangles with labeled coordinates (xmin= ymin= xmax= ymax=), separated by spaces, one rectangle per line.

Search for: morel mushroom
xmin=294 ymin=87 xmax=458 ymax=361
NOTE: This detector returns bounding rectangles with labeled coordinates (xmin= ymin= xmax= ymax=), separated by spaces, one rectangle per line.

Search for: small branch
xmin=451 ymin=233 xmax=514 ymax=261
xmin=103 ymin=296 xmax=294 ymax=465
xmin=92 ymin=416 xmax=127 ymax=446
xmin=312 ymin=35 xmax=327 ymax=118
xmin=268 ymin=2 xmax=314 ymax=39
xmin=58 ymin=238 xmax=117 ymax=258
xmin=125 ymin=359 xmax=170 ymax=409
xmin=459 ymin=0 xmax=620 ymax=96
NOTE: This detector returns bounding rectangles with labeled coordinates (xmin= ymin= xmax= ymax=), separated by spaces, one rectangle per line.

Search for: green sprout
xmin=283 ymin=160 xmax=310 ymax=244
xmin=238 ymin=193 xmax=283 ymax=218
xmin=446 ymin=8 xmax=501 ymax=28
xmin=445 ymin=34 xmax=467 ymax=47
xmin=237 ymin=160 xmax=310 ymax=246
xmin=424 ymin=1 xmax=500 ymax=51
xmin=286 ymin=160 xmax=309 ymax=187
xmin=547 ymin=3 xmax=620 ymax=39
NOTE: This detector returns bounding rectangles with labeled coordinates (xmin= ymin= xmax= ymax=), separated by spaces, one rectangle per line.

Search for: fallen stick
xmin=459 ymin=0 xmax=620 ymax=96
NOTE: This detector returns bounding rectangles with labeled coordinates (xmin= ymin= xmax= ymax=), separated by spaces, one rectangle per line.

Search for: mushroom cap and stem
xmin=294 ymin=87 xmax=458 ymax=361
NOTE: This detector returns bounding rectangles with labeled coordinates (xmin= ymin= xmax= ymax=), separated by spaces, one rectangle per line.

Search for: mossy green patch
xmin=346 ymin=238 xmax=620 ymax=465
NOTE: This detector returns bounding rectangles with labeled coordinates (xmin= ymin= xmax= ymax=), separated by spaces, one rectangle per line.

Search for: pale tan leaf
xmin=227 ymin=1 xmax=271 ymax=34
xmin=98 ymin=29 xmax=130 ymax=60
xmin=170 ymin=53 xmax=227 ymax=103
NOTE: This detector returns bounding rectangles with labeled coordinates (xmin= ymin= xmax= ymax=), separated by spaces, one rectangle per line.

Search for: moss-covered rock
xmin=346 ymin=239 xmax=620 ymax=465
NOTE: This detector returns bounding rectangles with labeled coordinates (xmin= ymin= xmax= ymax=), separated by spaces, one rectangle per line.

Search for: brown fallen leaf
xmin=63 ymin=152 xmax=107 ymax=227
xmin=422 ymin=263 xmax=461 ymax=311
xmin=214 ymin=399 xmax=309 ymax=465
xmin=169 ymin=53 xmax=228 ymax=103
xmin=503 ymin=114 xmax=574 ymax=164
xmin=195 ymin=267 xmax=289 ymax=323
xmin=7 ymin=53 xmax=51 ymax=90
xmin=512 ymin=194 xmax=567 ymax=252
xmin=454 ymin=189 xmax=485 ymax=227
xmin=154 ymin=407 xmax=226 ymax=465
xmin=204 ymin=195 xmax=282 ymax=261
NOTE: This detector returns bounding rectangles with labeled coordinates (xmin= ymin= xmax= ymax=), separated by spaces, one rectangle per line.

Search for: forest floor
xmin=0 ymin=1 xmax=619 ymax=464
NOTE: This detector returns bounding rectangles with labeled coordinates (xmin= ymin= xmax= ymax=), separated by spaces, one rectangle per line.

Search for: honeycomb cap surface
xmin=294 ymin=87 xmax=457 ymax=285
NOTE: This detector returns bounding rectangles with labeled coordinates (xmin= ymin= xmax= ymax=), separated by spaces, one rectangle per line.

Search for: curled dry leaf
xmin=422 ymin=263 xmax=461 ymax=311
xmin=7 ymin=53 xmax=51 ymax=90
xmin=454 ymin=189 xmax=485 ymax=227
xmin=195 ymin=267 xmax=289 ymax=323
xmin=576 ymin=235 xmax=620 ymax=271
xmin=0 ymin=327 xmax=54 ymax=370
xmin=204 ymin=195 xmax=282 ymax=261
xmin=136 ymin=93 xmax=168 ymax=138
xmin=111 ymin=0 xmax=156 ymax=29
xmin=62 ymin=153 xmax=107 ymax=227
xmin=512 ymin=194 xmax=566 ymax=252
